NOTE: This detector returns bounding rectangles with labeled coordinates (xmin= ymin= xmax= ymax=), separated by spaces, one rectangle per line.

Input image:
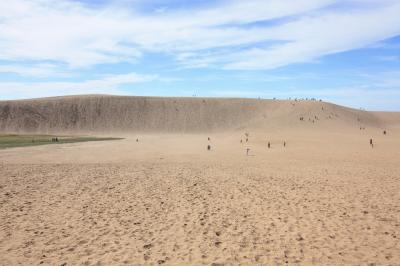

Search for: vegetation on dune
xmin=0 ymin=134 xmax=123 ymax=149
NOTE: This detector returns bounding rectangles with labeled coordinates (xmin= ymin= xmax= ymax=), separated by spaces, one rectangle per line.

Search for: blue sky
xmin=0 ymin=0 xmax=400 ymax=110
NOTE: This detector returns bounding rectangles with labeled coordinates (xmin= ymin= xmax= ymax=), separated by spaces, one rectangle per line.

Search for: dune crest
xmin=0 ymin=95 xmax=397 ymax=134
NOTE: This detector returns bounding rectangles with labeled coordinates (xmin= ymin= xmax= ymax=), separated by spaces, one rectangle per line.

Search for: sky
xmin=0 ymin=0 xmax=400 ymax=110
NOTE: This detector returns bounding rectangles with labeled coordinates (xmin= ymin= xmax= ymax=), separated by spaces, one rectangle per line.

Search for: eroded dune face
xmin=0 ymin=95 xmax=397 ymax=134
xmin=0 ymin=95 xmax=266 ymax=134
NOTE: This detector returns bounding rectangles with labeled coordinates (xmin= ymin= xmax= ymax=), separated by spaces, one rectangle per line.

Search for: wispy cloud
xmin=376 ymin=56 xmax=400 ymax=62
xmin=1 ymin=0 xmax=399 ymax=70
xmin=0 ymin=63 xmax=69 ymax=77
xmin=0 ymin=73 xmax=158 ymax=99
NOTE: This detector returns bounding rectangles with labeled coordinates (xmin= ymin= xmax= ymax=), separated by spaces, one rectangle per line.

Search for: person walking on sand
xmin=246 ymin=148 xmax=250 ymax=156
xmin=268 ymin=142 xmax=270 ymax=149
xmin=284 ymin=141 xmax=286 ymax=147
xmin=370 ymin=138 xmax=373 ymax=148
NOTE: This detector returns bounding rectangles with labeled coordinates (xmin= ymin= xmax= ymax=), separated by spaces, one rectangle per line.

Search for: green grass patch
xmin=0 ymin=134 xmax=123 ymax=149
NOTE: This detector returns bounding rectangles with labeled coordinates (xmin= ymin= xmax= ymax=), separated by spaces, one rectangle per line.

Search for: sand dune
xmin=0 ymin=95 xmax=394 ymax=134
xmin=0 ymin=95 xmax=399 ymax=265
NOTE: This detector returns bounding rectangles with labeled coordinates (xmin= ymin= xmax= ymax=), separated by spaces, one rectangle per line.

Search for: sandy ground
xmin=0 ymin=129 xmax=399 ymax=265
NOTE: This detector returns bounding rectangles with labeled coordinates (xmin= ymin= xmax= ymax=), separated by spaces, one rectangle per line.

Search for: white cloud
xmin=0 ymin=0 xmax=142 ymax=67
xmin=376 ymin=56 xmax=400 ymax=62
xmin=0 ymin=63 xmax=68 ymax=77
xmin=225 ymin=3 xmax=400 ymax=69
xmin=0 ymin=0 xmax=399 ymax=72
xmin=0 ymin=73 xmax=158 ymax=99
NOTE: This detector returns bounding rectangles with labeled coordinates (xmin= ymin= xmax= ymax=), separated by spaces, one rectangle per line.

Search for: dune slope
xmin=0 ymin=95 xmax=397 ymax=134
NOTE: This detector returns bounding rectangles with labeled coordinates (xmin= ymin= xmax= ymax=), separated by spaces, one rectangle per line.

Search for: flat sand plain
xmin=0 ymin=130 xmax=399 ymax=265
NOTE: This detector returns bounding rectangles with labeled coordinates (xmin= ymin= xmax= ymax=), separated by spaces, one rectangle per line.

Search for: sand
xmin=0 ymin=95 xmax=391 ymax=134
xmin=0 ymin=128 xmax=399 ymax=265
xmin=0 ymin=96 xmax=399 ymax=265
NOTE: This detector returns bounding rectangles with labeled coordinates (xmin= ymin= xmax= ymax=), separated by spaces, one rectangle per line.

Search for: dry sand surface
xmin=0 ymin=96 xmax=400 ymax=265
xmin=1 ymin=131 xmax=400 ymax=266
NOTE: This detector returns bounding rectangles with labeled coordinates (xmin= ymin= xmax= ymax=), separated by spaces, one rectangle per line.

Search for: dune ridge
xmin=0 ymin=95 xmax=398 ymax=134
